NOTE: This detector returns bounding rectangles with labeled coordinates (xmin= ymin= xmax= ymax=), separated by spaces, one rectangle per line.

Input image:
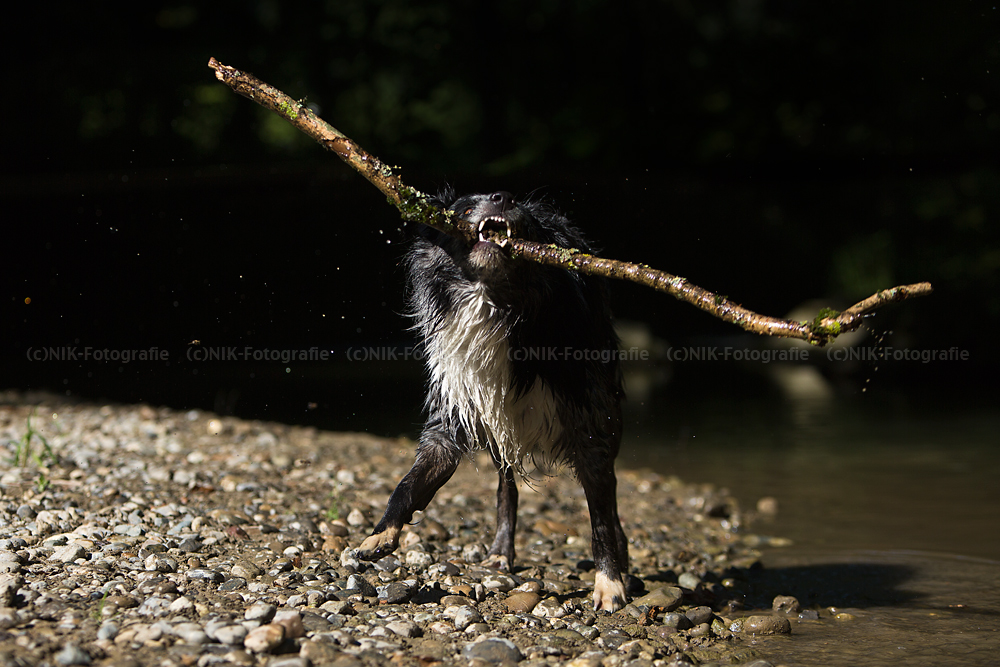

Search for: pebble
xmin=244 ymin=623 xmax=285 ymax=653
xmin=0 ymin=399 xmax=816 ymax=667
xmin=54 ymin=643 xmax=91 ymax=665
xmin=346 ymin=574 xmax=377 ymax=596
xmin=245 ymin=602 xmax=277 ymax=622
xmin=661 ymin=613 xmax=693 ymax=630
xmin=505 ymin=591 xmax=542 ymax=613
xmin=136 ymin=596 xmax=172 ymax=617
xmin=0 ymin=573 xmax=23 ymax=607
xmin=172 ymin=622 xmax=210 ymax=644
xmin=213 ymin=624 xmax=249 ymax=645
xmin=772 ymin=595 xmax=801 ymax=613
xmin=274 ymin=610 xmax=306 ymax=639
xmin=677 ymin=572 xmax=701 ymax=589
xmin=231 ymin=559 xmax=263 ymax=579
xmin=50 ymin=543 xmax=87 ymax=563
xmin=685 ymin=605 xmax=714 ymax=625
xmin=453 ymin=606 xmax=482 ymax=631
xmin=97 ymin=621 xmax=119 ymax=641
xmin=532 ymin=596 xmax=567 ymax=618
xmin=378 ymin=580 xmax=414 ymax=603
xmin=386 ymin=619 xmax=422 ymax=637
xmin=405 ymin=549 xmax=434 ymax=567
xmin=482 ymin=573 xmax=517 ymax=592
xmin=741 ymin=615 xmax=792 ymax=635
xmin=462 ymin=637 xmax=523 ymax=663
xmin=169 ymin=596 xmax=195 ymax=613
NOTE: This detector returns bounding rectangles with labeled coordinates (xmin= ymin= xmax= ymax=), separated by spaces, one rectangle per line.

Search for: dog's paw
xmin=354 ymin=527 xmax=401 ymax=561
xmin=593 ymin=571 xmax=627 ymax=613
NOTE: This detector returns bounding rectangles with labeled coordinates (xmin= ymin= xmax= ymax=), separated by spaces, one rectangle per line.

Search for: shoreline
xmin=0 ymin=396 xmax=808 ymax=666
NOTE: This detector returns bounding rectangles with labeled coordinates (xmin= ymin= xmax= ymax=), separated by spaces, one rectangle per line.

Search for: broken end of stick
xmin=808 ymin=280 xmax=934 ymax=346
xmin=208 ymin=57 xmax=224 ymax=78
xmin=208 ymin=57 xmax=240 ymax=84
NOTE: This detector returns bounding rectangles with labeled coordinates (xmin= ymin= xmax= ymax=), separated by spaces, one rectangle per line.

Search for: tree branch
xmin=208 ymin=57 xmax=932 ymax=346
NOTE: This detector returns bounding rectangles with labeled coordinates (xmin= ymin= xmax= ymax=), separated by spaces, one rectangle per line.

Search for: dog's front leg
xmin=576 ymin=456 xmax=629 ymax=612
xmin=356 ymin=427 xmax=461 ymax=560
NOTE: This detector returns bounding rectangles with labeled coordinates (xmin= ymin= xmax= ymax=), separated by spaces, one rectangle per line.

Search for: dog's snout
xmin=489 ymin=191 xmax=514 ymax=213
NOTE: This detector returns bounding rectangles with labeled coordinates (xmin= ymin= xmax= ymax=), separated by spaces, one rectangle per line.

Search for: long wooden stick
xmin=209 ymin=57 xmax=932 ymax=346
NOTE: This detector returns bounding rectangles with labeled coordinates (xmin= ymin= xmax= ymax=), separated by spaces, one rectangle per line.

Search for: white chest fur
xmin=425 ymin=283 xmax=563 ymax=471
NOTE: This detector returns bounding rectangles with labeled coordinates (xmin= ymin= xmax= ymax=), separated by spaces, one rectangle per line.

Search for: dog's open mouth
xmin=476 ymin=215 xmax=514 ymax=248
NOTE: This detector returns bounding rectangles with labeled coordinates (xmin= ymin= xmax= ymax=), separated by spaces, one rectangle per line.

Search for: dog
xmin=355 ymin=187 xmax=629 ymax=611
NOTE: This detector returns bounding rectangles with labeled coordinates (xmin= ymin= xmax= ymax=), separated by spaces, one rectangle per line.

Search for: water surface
xmin=624 ymin=376 xmax=1000 ymax=665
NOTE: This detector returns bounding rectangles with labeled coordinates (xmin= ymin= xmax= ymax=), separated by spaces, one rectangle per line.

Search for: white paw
xmin=593 ymin=571 xmax=627 ymax=612
xmin=354 ymin=526 xmax=401 ymax=561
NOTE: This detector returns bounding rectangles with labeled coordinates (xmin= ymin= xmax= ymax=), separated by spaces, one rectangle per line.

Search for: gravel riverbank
xmin=0 ymin=395 xmax=811 ymax=667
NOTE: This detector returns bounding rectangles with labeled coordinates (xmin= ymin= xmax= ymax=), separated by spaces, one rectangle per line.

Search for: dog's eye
xmin=462 ymin=208 xmax=473 ymax=217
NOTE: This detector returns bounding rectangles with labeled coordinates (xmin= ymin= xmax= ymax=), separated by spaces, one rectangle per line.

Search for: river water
xmin=624 ymin=370 xmax=1000 ymax=666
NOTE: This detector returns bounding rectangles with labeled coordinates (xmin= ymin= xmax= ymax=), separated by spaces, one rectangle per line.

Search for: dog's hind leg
xmin=484 ymin=459 xmax=518 ymax=570
xmin=356 ymin=425 xmax=461 ymax=560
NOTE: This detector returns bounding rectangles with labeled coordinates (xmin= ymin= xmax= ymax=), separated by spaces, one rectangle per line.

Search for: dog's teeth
xmin=505 ymin=223 xmax=513 ymax=238
xmin=478 ymin=220 xmax=486 ymax=232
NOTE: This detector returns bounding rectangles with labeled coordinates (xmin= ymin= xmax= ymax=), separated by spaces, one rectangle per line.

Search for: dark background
xmin=5 ymin=2 xmax=998 ymax=431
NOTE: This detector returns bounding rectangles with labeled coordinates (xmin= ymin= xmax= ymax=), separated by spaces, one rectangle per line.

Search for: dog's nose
xmin=490 ymin=192 xmax=514 ymax=212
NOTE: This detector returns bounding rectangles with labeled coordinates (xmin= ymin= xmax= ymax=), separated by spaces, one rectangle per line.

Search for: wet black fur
xmin=362 ymin=187 xmax=629 ymax=607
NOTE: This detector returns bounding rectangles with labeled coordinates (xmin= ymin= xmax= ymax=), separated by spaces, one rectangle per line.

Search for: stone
xmin=532 ymin=597 xmax=566 ymax=618
xmin=742 ymin=615 xmax=792 ymax=635
xmin=54 ymin=643 xmax=91 ymax=665
xmin=630 ymin=586 xmax=682 ymax=611
xmin=172 ymin=622 xmax=208 ymax=644
xmin=97 ymin=621 xmax=119 ymax=641
xmin=386 ymin=620 xmax=422 ymax=638
xmin=168 ymin=596 xmax=194 ymax=613
xmin=231 ymin=559 xmax=263 ymax=579
xmin=299 ymin=639 xmax=344 ymax=664
xmin=245 ymin=602 xmax=277 ymax=622
xmin=244 ymin=623 xmax=285 ymax=653
xmin=136 ymin=596 xmax=172 ymax=617
xmin=0 ymin=573 xmax=24 ymax=607
xmin=429 ymin=621 xmax=453 ymax=634
xmin=213 ymin=624 xmax=249 ymax=646
xmin=504 ymin=591 xmax=541 ymax=614
xmin=453 ymin=606 xmax=482 ymax=631
xmin=661 ymin=613 xmax=692 ymax=630
xmin=462 ymin=638 xmax=523 ymax=663
xmin=274 ymin=610 xmax=305 ymax=639
xmin=685 ymin=606 xmax=714 ymax=625
xmin=50 ymin=544 xmax=87 ymax=563
xmin=772 ymin=595 xmax=800 ymax=613
xmin=405 ymin=549 xmax=434 ymax=567
xmin=266 ymin=658 xmax=308 ymax=667
xmin=187 ymin=568 xmax=225 ymax=583
xmin=482 ymin=574 xmax=517 ymax=593
xmin=378 ymin=581 xmax=414 ymax=604
xmin=346 ymin=574 xmax=377 ymax=596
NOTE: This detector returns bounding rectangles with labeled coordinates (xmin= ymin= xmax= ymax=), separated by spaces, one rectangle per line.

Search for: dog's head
xmin=422 ymin=186 xmax=589 ymax=285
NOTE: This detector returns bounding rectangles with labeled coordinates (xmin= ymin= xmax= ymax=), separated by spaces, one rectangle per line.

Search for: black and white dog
xmin=355 ymin=188 xmax=629 ymax=611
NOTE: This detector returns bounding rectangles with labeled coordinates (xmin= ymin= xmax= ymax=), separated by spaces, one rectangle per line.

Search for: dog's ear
xmin=429 ymin=184 xmax=458 ymax=209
